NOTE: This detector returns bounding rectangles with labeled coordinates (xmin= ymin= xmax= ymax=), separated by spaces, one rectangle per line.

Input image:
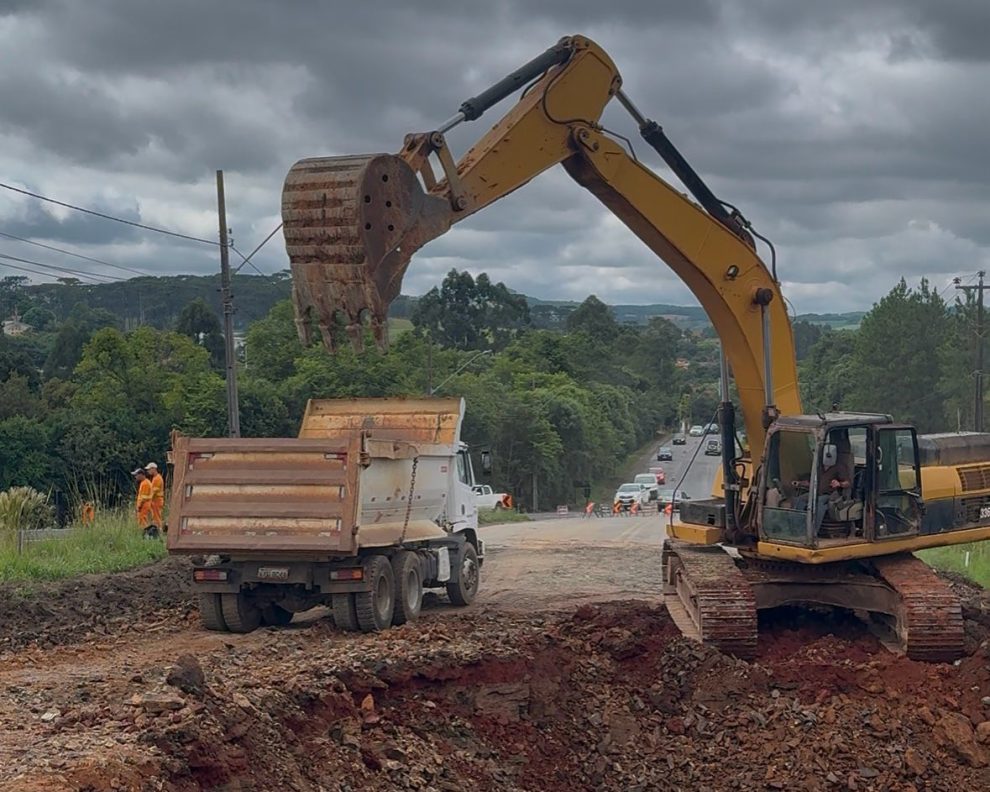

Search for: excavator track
xmin=661 ymin=540 xmax=758 ymax=658
xmin=871 ymin=553 xmax=965 ymax=662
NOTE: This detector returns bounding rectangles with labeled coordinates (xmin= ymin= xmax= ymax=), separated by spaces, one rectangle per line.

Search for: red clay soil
xmin=1 ymin=561 xmax=989 ymax=791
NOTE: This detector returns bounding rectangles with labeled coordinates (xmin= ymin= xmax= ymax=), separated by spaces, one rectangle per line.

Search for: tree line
xmin=0 ymin=269 xmax=733 ymax=514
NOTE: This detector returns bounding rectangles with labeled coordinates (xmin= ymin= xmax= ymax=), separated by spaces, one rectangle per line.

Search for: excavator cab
xmin=757 ymin=413 xmax=923 ymax=550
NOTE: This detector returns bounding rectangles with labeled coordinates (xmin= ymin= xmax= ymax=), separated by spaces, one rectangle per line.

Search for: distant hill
xmin=4 ymin=272 xmax=863 ymax=333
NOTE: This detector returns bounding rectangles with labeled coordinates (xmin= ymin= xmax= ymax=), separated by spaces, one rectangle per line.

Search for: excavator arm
xmin=281 ymin=34 xmax=801 ymax=452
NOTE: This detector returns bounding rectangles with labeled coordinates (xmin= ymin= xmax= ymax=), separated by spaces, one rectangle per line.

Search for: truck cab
xmin=755 ymin=413 xmax=923 ymax=552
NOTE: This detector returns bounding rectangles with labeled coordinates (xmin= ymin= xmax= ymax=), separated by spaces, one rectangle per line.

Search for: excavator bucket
xmin=281 ymin=154 xmax=453 ymax=352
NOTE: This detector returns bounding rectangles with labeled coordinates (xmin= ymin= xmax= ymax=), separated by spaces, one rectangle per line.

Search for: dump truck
xmin=166 ymin=397 xmax=484 ymax=634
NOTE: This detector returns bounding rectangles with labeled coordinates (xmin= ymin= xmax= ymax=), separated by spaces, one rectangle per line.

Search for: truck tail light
xmin=330 ymin=568 xmax=363 ymax=581
xmin=194 ymin=569 xmax=229 ymax=582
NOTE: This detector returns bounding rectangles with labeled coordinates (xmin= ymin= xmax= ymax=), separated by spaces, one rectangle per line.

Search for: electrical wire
xmin=0 ymin=230 xmax=149 ymax=277
xmin=0 ymin=251 xmax=123 ymax=282
xmin=0 ymin=256 xmax=108 ymax=284
xmin=232 ymin=222 xmax=283 ymax=275
xmin=0 ymin=181 xmax=219 ymax=246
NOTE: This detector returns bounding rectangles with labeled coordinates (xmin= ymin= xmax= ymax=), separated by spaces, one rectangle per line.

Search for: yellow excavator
xmin=280 ymin=35 xmax=990 ymax=661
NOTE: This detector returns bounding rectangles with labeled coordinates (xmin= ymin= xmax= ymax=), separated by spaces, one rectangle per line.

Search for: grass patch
xmin=0 ymin=511 xmax=167 ymax=584
xmin=920 ymin=542 xmax=990 ymax=588
xmin=478 ymin=509 xmax=532 ymax=525
xmin=388 ymin=318 xmax=414 ymax=339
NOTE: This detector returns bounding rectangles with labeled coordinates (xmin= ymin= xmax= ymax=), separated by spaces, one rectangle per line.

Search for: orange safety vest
xmin=149 ymin=472 xmax=165 ymax=525
xmin=80 ymin=502 xmax=95 ymax=524
xmin=136 ymin=478 xmax=154 ymax=527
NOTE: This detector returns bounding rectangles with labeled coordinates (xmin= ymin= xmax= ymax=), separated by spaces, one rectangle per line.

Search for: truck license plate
xmin=258 ymin=566 xmax=290 ymax=580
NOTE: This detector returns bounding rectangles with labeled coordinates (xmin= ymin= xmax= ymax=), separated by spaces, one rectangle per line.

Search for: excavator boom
xmin=281 ymin=34 xmax=800 ymax=452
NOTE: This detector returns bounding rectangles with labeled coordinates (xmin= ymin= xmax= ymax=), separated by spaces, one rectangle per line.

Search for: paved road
xmin=481 ymin=433 xmax=722 ymax=549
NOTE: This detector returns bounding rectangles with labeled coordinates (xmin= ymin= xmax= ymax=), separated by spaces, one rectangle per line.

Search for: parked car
xmin=656 ymin=488 xmax=691 ymax=511
xmin=648 ymin=465 xmax=666 ymax=485
xmin=672 ymin=434 xmax=687 ymax=445
xmin=633 ymin=474 xmax=659 ymax=500
xmin=704 ymin=438 xmax=722 ymax=456
xmin=471 ymin=484 xmax=512 ymax=510
xmin=613 ymin=482 xmax=649 ymax=510
xmin=689 ymin=425 xmax=704 ymax=437
xmin=656 ymin=446 xmax=673 ymax=461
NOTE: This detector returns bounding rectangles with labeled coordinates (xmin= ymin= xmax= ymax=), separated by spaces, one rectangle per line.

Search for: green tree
xmin=0 ymin=373 xmax=41 ymax=420
xmin=798 ymin=329 xmax=857 ymax=413
xmin=565 ymin=295 xmax=618 ymax=342
xmin=0 ymin=416 xmax=51 ymax=490
xmin=175 ymin=298 xmax=225 ymax=370
xmin=21 ymin=306 xmax=56 ymax=331
xmin=847 ymin=279 xmax=950 ymax=432
xmin=412 ymin=269 xmax=530 ymax=350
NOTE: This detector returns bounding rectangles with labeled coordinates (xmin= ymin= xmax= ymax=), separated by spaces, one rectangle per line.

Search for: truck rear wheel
xmin=391 ymin=551 xmax=423 ymax=625
xmin=355 ymin=555 xmax=395 ymax=632
xmin=198 ymin=593 xmax=228 ymax=632
xmin=221 ymin=592 xmax=262 ymax=633
xmin=332 ymin=593 xmax=359 ymax=632
xmin=447 ymin=543 xmax=480 ymax=606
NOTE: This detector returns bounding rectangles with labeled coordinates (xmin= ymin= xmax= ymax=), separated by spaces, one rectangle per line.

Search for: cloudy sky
xmin=1 ymin=0 xmax=988 ymax=313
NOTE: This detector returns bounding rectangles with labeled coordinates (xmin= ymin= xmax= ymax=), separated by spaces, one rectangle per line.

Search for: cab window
xmin=456 ymin=451 xmax=471 ymax=485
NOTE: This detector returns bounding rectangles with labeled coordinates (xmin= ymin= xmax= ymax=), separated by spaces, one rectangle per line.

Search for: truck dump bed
xmin=166 ymin=397 xmax=465 ymax=557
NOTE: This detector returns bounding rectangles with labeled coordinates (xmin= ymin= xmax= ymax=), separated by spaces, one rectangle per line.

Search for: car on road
xmin=705 ymin=423 xmax=719 ymax=434
xmin=672 ymin=434 xmax=686 ymax=445
xmin=656 ymin=446 xmax=673 ymax=461
xmin=471 ymin=484 xmax=513 ymax=510
xmin=656 ymin=488 xmax=691 ymax=511
xmin=613 ymin=482 xmax=649 ymax=511
xmin=689 ymin=425 xmax=704 ymax=437
xmin=633 ymin=474 xmax=659 ymax=500
xmin=648 ymin=465 xmax=666 ymax=485
xmin=704 ymin=438 xmax=722 ymax=456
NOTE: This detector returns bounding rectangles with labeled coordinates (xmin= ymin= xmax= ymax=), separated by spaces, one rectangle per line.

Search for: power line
xmin=0 ymin=258 xmax=106 ymax=284
xmin=0 ymin=180 xmax=220 ymax=246
xmin=230 ymin=244 xmax=266 ymax=276
xmin=0 ymin=230 xmax=149 ymax=277
xmin=0 ymin=251 xmax=123 ymax=282
xmin=233 ymin=222 xmax=282 ymax=275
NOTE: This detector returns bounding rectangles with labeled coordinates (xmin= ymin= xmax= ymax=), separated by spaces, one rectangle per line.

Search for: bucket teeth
xmin=281 ymin=153 xmax=453 ymax=353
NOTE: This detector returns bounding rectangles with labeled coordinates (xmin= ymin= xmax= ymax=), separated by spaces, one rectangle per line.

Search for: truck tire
xmin=199 ymin=593 xmax=228 ymax=632
xmin=220 ymin=592 xmax=262 ymax=633
xmin=261 ymin=603 xmax=293 ymax=626
xmin=447 ymin=543 xmax=480 ymax=606
xmin=355 ymin=555 xmax=395 ymax=632
xmin=391 ymin=551 xmax=423 ymax=625
xmin=332 ymin=593 xmax=359 ymax=632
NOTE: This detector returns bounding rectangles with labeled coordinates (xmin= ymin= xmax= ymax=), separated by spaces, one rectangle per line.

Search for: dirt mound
xmin=14 ymin=600 xmax=990 ymax=791
xmin=0 ymin=556 xmax=194 ymax=653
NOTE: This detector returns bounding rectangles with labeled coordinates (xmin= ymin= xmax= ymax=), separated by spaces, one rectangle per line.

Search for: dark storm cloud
xmin=0 ymin=0 xmax=986 ymax=312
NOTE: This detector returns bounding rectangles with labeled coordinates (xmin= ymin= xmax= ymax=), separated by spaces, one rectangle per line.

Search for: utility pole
xmin=954 ymin=271 xmax=988 ymax=432
xmin=217 ymin=170 xmax=240 ymax=437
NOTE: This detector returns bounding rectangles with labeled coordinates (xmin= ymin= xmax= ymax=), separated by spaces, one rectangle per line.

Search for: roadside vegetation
xmin=920 ymin=543 xmax=990 ymax=588
xmin=0 ymin=510 xmax=166 ymax=584
xmin=478 ymin=508 xmax=531 ymax=526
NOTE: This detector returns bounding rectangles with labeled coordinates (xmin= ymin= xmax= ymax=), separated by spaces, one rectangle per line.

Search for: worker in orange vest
xmin=132 ymin=468 xmax=155 ymax=537
xmin=145 ymin=462 xmax=165 ymax=531
xmin=80 ymin=501 xmax=96 ymax=525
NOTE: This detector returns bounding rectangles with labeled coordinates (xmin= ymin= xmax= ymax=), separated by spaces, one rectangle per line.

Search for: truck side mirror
xmin=480 ymin=450 xmax=493 ymax=475
xmin=822 ymin=443 xmax=837 ymax=468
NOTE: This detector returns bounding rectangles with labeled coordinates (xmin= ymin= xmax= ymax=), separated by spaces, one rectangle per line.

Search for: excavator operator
xmin=792 ymin=430 xmax=852 ymax=530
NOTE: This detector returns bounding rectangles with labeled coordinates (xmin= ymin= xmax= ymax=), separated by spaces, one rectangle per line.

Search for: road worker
xmin=133 ymin=468 xmax=155 ymax=537
xmin=145 ymin=462 xmax=165 ymax=530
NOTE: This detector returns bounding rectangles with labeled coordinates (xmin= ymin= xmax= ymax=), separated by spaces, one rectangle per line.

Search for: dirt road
xmin=2 ymin=490 xmax=990 ymax=790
